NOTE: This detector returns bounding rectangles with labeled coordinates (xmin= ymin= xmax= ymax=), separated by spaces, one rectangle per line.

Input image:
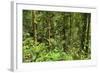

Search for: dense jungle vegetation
xmin=22 ymin=10 xmax=91 ymax=62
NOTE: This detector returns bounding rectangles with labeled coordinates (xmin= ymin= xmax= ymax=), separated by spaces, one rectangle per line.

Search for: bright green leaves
xmin=32 ymin=43 xmax=47 ymax=53
xmin=23 ymin=49 xmax=32 ymax=62
xmin=23 ymin=37 xmax=48 ymax=62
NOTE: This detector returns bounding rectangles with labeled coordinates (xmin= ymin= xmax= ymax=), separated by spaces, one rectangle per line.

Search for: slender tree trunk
xmin=69 ymin=13 xmax=72 ymax=49
xmin=46 ymin=12 xmax=51 ymax=46
xmin=62 ymin=13 xmax=66 ymax=52
xmin=32 ymin=10 xmax=37 ymax=42
xmin=48 ymin=19 xmax=51 ymax=45
xmin=86 ymin=14 xmax=90 ymax=52
xmin=48 ymin=18 xmax=51 ymax=46
xmin=80 ymin=14 xmax=87 ymax=51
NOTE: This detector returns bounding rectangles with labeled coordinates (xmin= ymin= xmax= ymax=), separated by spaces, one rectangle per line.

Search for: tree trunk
xmin=69 ymin=13 xmax=72 ymax=49
xmin=32 ymin=10 xmax=37 ymax=42
xmin=85 ymin=14 xmax=90 ymax=52
xmin=62 ymin=13 xmax=67 ymax=52
xmin=46 ymin=12 xmax=51 ymax=46
xmin=80 ymin=13 xmax=87 ymax=51
xmin=48 ymin=18 xmax=51 ymax=46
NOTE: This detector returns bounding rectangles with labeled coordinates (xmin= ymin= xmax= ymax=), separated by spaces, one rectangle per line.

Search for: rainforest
xmin=22 ymin=10 xmax=91 ymax=62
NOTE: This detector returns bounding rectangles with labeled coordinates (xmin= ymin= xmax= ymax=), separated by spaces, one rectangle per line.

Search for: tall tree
xmin=80 ymin=13 xmax=88 ymax=52
xmin=69 ymin=13 xmax=72 ymax=49
xmin=32 ymin=10 xmax=37 ymax=42
xmin=85 ymin=13 xmax=91 ymax=53
xmin=62 ymin=12 xmax=68 ymax=52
